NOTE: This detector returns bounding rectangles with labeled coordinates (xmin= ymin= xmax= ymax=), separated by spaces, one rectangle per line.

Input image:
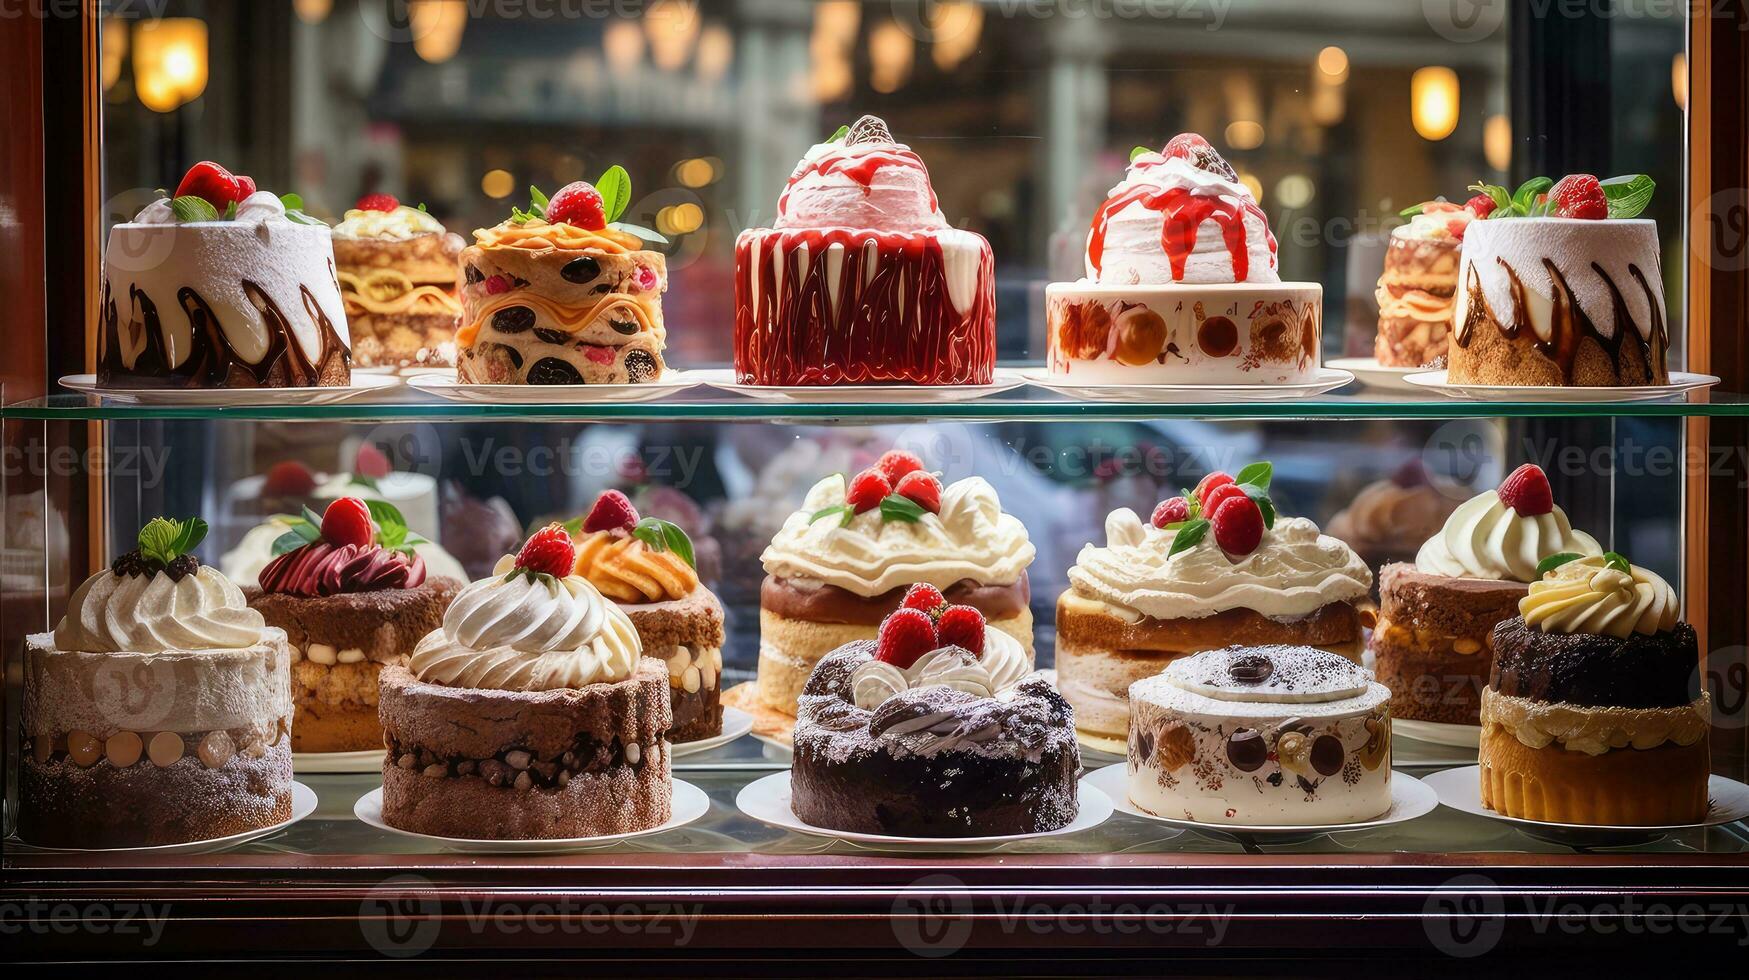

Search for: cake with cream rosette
xmin=1479 ymin=553 xmax=1708 ymax=824
xmin=378 ymin=525 xmax=672 ymax=839
xmin=332 ymin=194 xmax=465 ymax=368
xmin=100 ymin=161 xmax=351 ymax=389
xmin=22 ymin=517 xmax=294 ymax=848
xmin=1046 ymin=134 xmax=1320 ymax=385
xmin=733 ymin=115 xmax=996 ymax=385
xmin=791 ymin=596 xmax=1079 ymax=836
xmin=1370 ymin=463 xmax=1601 ymax=727
xmin=740 ymin=451 xmax=1036 ymax=731
xmin=1056 ymin=463 xmax=1372 ymax=741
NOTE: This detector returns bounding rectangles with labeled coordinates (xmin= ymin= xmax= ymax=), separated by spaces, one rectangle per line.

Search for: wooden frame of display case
xmin=4 ymin=0 xmax=1749 ymax=967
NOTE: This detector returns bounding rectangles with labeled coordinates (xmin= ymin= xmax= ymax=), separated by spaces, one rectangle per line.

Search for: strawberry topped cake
xmin=791 ymin=594 xmax=1079 ymax=837
xmin=734 ymin=115 xmax=996 ymax=386
xmin=1374 ymin=195 xmax=1483 ymax=367
xmin=1450 ymin=174 xmax=1668 ymax=386
xmin=457 ymin=168 xmax=669 ymax=385
xmin=332 ymin=193 xmax=465 ymax=369
xmin=1046 ymin=134 xmax=1320 ymax=385
xmin=101 ymin=160 xmax=352 ymax=389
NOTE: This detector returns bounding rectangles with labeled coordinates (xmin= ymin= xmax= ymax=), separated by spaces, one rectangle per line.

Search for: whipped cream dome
xmin=1521 ymin=555 xmax=1678 ymax=638
xmin=409 ymin=555 xmax=641 ymax=692
xmin=761 ymin=474 xmax=1034 ymax=596
xmin=1415 ymin=488 xmax=1600 ymax=582
xmin=1086 ymin=153 xmax=1278 ymax=286
xmin=55 ymin=566 xmax=268 ymax=653
xmin=849 ymin=630 xmax=1030 ymax=711
xmin=775 ymin=134 xmax=948 ymax=232
xmin=332 ymin=205 xmax=446 ymax=241
xmin=1068 ymin=509 xmax=1370 ymax=621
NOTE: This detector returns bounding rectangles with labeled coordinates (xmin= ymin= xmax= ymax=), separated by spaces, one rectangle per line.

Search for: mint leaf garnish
xmin=1601 ymin=175 xmax=1655 ymax=219
xmin=1240 ymin=485 xmax=1276 ymax=529
xmin=809 ymin=504 xmax=855 ymax=528
xmin=1166 ymin=518 xmax=1209 ymax=557
xmin=596 ymin=165 xmax=631 ymax=224
xmin=529 ymin=185 xmax=550 ymax=209
xmin=827 ymin=124 xmax=849 ymax=143
xmin=1535 ymin=552 xmax=1583 ymax=576
xmin=271 ymin=530 xmax=308 ymax=556
xmin=561 ymin=516 xmax=584 ymax=536
xmin=632 ymin=516 xmax=696 ymax=569
xmin=1469 ymin=181 xmax=1512 ymax=217
xmin=608 ymin=221 xmax=667 ymax=244
xmin=1234 ymin=462 xmax=1272 ymax=490
xmin=879 ymin=494 xmax=927 ymax=524
xmin=138 ymin=516 xmax=207 ymax=564
xmin=1400 ymin=202 xmax=1434 ymax=217
xmin=1602 ymin=551 xmax=1632 ymax=573
xmin=1512 ymin=177 xmax=1553 ymax=215
xmin=170 ymin=196 xmax=219 ymax=223
xmin=1130 ymin=145 xmax=1152 ymax=162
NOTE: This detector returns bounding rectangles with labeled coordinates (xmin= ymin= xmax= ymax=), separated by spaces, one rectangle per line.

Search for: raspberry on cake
xmin=244 ymin=498 xmax=461 ymax=754
xmin=734 ymin=115 xmax=996 ymax=386
xmin=380 ymin=529 xmax=672 ymax=840
xmin=1056 ymin=462 xmax=1373 ymax=742
xmin=740 ymin=456 xmax=1036 ymax=734
xmin=21 ymin=517 xmax=294 ymax=848
xmin=332 ymin=194 xmax=466 ymax=368
xmin=101 ymin=161 xmax=351 ymax=389
xmin=1479 ymin=553 xmax=1709 ymax=825
xmin=1374 ymin=197 xmax=1481 ymax=367
xmin=456 ymin=168 xmax=669 ymax=385
xmin=1369 ymin=464 xmax=1600 ymax=728
xmin=790 ymin=602 xmax=1079 ymax=837
xmin=1045 ymin=134 xmax=1320 ymax=385
xmin=570 ymin=492 xmax=726 ymax=743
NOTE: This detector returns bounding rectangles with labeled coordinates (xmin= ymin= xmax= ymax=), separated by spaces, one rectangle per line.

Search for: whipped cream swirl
xmin=1086 ymin=153 xmax=1278 ymax=285
xmin=1415 ymin=489 xmax=1600 ymax=582
xmin=55 ymin=566 xmax=268 ymax=653
xmin=409 ymin=555 xmax=641 ymax=691
xmin=761 ymin=474 xmax=1034 ymax=596
xmin=131 ymin=190 xmax=299 ymax=227
xmin=1520 ymin=555 xmax=1678 ymax=638
xmin=1068 ymin=509 xmax=1371 ymax=620
xmin=849 ymin=629 xmax=1031 ymax=710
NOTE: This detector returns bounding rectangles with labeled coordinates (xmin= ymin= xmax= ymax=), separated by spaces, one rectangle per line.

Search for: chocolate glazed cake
xmin=791 ymin=642 xmax=1079 ymax=837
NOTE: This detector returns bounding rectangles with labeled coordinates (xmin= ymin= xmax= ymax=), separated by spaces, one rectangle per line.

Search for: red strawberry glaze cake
xmin=734 ymin=115 xmax=996 ymax=386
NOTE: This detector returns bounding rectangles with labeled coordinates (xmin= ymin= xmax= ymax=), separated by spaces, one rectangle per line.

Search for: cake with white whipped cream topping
xmin=1046 ymin=134 xmax=1320 ymax=385
xmin=22 ymin=517 xmax=294 ymax=848
xmin=377 ymin=525 xmax=671 ymax=839
xmin=1128 ymin=645 xmax=1392 ymax=825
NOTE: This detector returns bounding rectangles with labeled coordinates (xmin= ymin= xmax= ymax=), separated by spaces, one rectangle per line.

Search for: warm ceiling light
xmin=293 ymin=0 xmax=332 ymax=24
xmin=1275 ymin=174 xmax=1315 ymax=209
xmin=931 ymin=1 xmax=982 ymax=71
xmin=1672 ymin=53 xmax=1688 ymax=110
xmin=695 ymin=23 xmax=733 ymax=82
xmin=1225 ymin=120 xmax=1264 ymax=150
xmin=869 ymin=21 xmax=914 ymax=94
xmin=410 ymin=0 xmax=466 ymax=64
xmin=1237 ymin=172 xmax=1263 ymax=204
xmin=481 ymin=169 xmax=515 ymax=199
xmin=101 ymin=18 xmax=128 ymax=92
xmin=676 ymin=158 xmax=717 ymax=188
xmin=812 ymin=51 xmax=852 ymax=102
xmin=645 ymin=0 xmax=700 ymax=72
xmin=1483 ymin=114 xmax=1512 ymax=172
xmin=1411 ymin=66 xmax=1460 ymax=141
xmin=604 ymin=19 xmax=644 ymax=73
xmin=133 ymin=18 xmax=208 ymax=113
xmin=1316 ymin=46 xmax=1349 ymax=83
xmin=813 ymin=1 xmax=860 ymax=48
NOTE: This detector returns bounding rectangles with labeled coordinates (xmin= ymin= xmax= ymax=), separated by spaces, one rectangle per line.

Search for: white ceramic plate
xmin=735 ymin=770 xmax=1112 ymax=849
xmin=12 ymin=781 xmax=317 ymax=854
xmin=1392 ymin=718 xmax=1482 ymax=750
xmin=1082 ymin=763 xmax=1438 ymax=836
xmin=406 ymin=369 xmax=701 ymax=404
xmin=58 ymin=373 xmax=399 ymax=406
xmin=695 ymin=368 xmax=1027 ymax=403
xmin=294 ymin=748 xmax=383 ymax=774
xmin=1404 ymin=370 xmax=1722 ymax=403
xmin=1328 ymin=356 xmax=1424 ymax=393
xmin=353 ymin=778 xmax=710 ymax=853
xmin=1019 ymin=367 xmax=1354 ymax=403
xmin=1424 ymin=765 xmax=1749 ymax=834
xmin=748 ymin=731 xmax=793 ymax=759
xmin=670 ymin=707 xmax=755 ymax=759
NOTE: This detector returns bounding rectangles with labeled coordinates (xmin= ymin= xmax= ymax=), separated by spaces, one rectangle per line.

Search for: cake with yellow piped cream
xmin=332 ymin=194 xmax=465 ymax=368
xmin=456 ymin=168 xmax=668 ymax=385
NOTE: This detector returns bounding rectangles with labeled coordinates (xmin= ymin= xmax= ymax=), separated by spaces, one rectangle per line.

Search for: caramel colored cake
xmin=1369 ymin=464 xmax=1599 ymax=727
xmin=791 ymin=599 xmax=1078 ymax=837
xmin=21 ymin=518 xmax=294 ymax=848
xmin=572 ymin=491 xmax=724 ymax=742
xmin=379 ymin=528 xmax=671 ymax=839
xmin=1056 ymin=464 xmax=1372 ymax=740
xmin=245 ymin=498 xmax=460 ymax=753
xmin=1479 ymin=555 xmax=1709 ymax=825
xmin=1324 ymin=461 xmax=1464 ymax=573
xmin=1373 ymin=202 xmax=1473 ymax=367
xmin=332 ymin=197 xmax=464 ymax=368
xmin=457 ymin=173 xmax=667 ymax=385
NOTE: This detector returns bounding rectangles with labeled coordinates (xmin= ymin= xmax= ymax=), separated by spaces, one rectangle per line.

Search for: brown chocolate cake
xmin=1371 ymin=563 xmax=1523 ymax=725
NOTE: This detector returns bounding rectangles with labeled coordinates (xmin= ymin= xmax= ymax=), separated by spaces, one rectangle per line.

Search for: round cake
xmin=791 ymin=595 xmax=1079 ymax=837
xmin=1128 ymin=645 xmax=1392 ymax=825
xmin=1372 ymin=201 xmax=1474 ymax=368
xmin=332 ymin=195 xmax=464 ymax=368
xmin=1479 ymin=553 xmax=1709 ymax=825
xmin=1046 ymin=134 xmax=1320 ymax=385
xmin=21 ymin=517 xmax=293 ymax=848
xmin=734 ymin=115 xmax=995 ymax=386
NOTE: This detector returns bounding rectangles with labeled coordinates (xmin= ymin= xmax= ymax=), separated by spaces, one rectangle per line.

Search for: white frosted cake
xmin=1127 ymin=645 xmax=1391 ymax=825
xmin=1046 ymin=133 xmax=1320 ymax=385
xmin=100 ymin=161 xmax=351 ymax=388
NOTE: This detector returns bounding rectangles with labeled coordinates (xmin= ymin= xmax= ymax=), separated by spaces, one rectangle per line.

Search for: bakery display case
xmin=5 ymin=0 xmax=1749 ymax=967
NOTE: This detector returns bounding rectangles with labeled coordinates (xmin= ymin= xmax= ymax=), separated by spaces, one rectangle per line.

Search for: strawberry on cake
xmin=1055 ymin=462 xmax=1373 ymax=742
xmin=570 ymin=491 xmax=725 ymax=742
xmin=734 ymin=115 xmax=996 ymax=386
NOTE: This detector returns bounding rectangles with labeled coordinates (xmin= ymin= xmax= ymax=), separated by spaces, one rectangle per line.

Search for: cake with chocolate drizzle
xmin=378 ymin=525 xmax=671 ymax=839
xmin=22 ymin=517 xmax=294 ymax=848
xmin=791 ymin=591 xmax=1079 ymax=837
xmin=100 ymin=161 xmax=352 ymax=389
xmin=1449 ymin=173 xmax=1668 ymax=386
xmin=1127 ymin=645 xmax=1392 ymax=825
